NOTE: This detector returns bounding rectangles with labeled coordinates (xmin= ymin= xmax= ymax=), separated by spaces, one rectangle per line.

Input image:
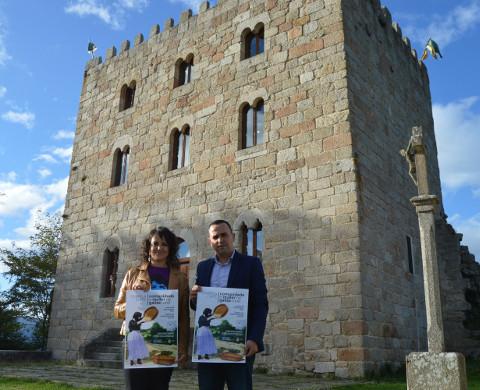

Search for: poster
xmin=192 ymin=287 xmax=248 ymax=364
xmin=124 ymin=290 xmax=178 ymax=369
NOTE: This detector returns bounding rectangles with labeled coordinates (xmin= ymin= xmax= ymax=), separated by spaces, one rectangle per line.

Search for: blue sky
xmin=0 ymin=0 xmax=479 ymax=290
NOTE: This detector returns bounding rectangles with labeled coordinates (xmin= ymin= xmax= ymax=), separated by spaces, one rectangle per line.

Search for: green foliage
xmin=0 ymin=299 xmax=27 ymax=349
xmin=211 ymin=319 xmax=236 ymax=336
xmin=0 ymin=212 xmax=62 ymax=350
xmin=142 ymin=322 xmax=176 ymax=344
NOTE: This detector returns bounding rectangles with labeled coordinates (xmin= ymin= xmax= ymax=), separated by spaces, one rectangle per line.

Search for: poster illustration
xmin=193 ymin=287 xmax=248 ymax=364
xmin=125 ymin=290 xmax=178 ymax=369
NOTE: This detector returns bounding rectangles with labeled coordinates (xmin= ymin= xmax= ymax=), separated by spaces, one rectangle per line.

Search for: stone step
xmin=88 ymin=352 xmax=122 ymax=361
xmin=85 ymin=345 xmax=123 ymax=354
xmin=82 ymin=359 xmax=123 ymax=369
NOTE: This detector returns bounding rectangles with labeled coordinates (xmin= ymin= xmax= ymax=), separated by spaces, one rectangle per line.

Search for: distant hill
xmin=16 ymin=317 xmax=37 ymax=341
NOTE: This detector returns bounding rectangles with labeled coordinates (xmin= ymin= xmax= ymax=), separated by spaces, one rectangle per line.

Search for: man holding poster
xmin=190 ymin=220 xmax=269 ymax=390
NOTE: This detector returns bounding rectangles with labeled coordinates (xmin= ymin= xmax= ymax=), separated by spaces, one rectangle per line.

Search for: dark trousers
xmin=124 ymin=367 xmax=173 ymax=390
xmin=197 ymin=355 xmax=255 ymax=390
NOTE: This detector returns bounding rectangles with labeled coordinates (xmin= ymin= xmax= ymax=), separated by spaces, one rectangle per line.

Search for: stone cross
xmin=401 ymin=126 xmax=445 ymax=353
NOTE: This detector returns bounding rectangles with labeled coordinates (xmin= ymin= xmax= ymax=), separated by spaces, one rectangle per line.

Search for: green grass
xmin=0 ymin=377 xmax=109 ymax=390
xmin=334 ymin=358 xmax=480 ymax=389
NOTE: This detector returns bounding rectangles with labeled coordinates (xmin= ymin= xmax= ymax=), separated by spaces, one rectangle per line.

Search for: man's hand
xmin=177 ymin=353 xmax=187 ymax=367
xmin=245 ymin=340 xmax=258 ymax=357
xmin=190 ymin=285 xmax=202 ymax=301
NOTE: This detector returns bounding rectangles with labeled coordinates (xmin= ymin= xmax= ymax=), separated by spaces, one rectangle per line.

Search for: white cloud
xmin=38 ymin=169 xmax=52 ymax=178
xmin=0 ymin=85 xmax=6 ymax=98
xmin=65 ymin=0 xmax=150 ymax=29
xmin=0 ymin=171 xmax=16 ymax=182
xmin=449 ymin=213 xmax=480 ymax=260
xmin=34 ymin=154 xmax=57 ymax=164
xmin=474 ymin=189 xmax=480 ymax=198
xmin=0 ymin=13 xmax=11 ymax=66
xmin=0 ymin=177 xmax=68 ymax=240
xmin=1 ymin=110 xmax=35 ymax=129
xmin=401 ymin=0 xmax=480 ymax=48
xmin=433 ymin=97 xmax=480 ymax=190
xmin=0 ymin=182 xmax=46 ymax=217
xmin=118 ymin=0 xmax=149 ymax=9
xmin=168 ymin=0 xmax=202 ymax=11
xmin=53 ymin=146 xmax=73 ymax=163
xmin=53 ymin=130 xmax=75 ymax=140
xmin=65 ymin=0 xmax=118 ymax=29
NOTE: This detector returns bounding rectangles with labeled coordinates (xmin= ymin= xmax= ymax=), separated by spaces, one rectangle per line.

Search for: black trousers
xmin=124 ymin=367 xmax=173 ymax=390
xmin=197 ymin=355 xmax=255 ymax=390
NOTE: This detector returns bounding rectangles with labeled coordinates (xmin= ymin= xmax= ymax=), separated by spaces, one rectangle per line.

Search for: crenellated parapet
xmin=85 ymin=0 xmax=428 ymax=80
xmin=84 ymin=1 xmax=212 ymax=71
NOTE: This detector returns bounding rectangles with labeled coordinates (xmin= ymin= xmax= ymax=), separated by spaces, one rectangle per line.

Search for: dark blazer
xmin=192 ymin=251 xmax=269 ymax=352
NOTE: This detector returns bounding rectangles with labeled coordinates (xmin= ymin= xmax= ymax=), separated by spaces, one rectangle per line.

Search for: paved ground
xmin=0 ymin=363 xmax=360 ymax=389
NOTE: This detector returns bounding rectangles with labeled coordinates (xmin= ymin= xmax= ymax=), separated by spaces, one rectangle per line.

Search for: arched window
xmin=119 ymin=81 xmax=136 ymax=111
xmin=242 ymin=23 xmax=264 ymax=60
xmin=241 ymin=220 xmax=263 ymax=260
xmin=170 ymin=125 xmax=191 ymax=170
xmin=111 ymin=146 xmax=129 ymax=187
xmin=174 ymin=54 xmax=194 ymax=88
xmin=101 ymin=248 xmax=119 ymax=298
xmin=240 ymin=99 xmax=264 ymax=149
xmin=177 ymin=238 xmax=191 ymax=277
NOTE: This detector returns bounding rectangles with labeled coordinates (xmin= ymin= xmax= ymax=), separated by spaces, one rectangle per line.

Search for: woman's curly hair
xmin=141 ymin=226 xmax=180 ymax=269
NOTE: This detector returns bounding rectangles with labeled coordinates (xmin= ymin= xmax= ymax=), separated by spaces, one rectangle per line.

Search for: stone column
xmin=410 ymin=194 xmax=444 ymax=352
xmin=402 ymin=127 xmax=467 ymax=390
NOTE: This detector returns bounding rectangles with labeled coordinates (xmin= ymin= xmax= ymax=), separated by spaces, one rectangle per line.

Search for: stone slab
xmin=406 ymin=352 xmax=467 ymax=390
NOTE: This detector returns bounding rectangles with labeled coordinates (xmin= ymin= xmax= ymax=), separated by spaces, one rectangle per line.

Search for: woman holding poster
xmin=114 ymin=227 xmax=190 ymax=390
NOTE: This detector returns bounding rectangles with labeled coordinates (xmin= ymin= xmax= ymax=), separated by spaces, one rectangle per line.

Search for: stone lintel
xmin=410 ymin=194 xmax=438 ymax=212
xmin=406 ymin=352 xmax=467 ymax=390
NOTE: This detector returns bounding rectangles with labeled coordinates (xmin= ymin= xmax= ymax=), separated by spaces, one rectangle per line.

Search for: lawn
xmin=0 ymin=377 xmax=108 ymax=390
xmin=334 ymin=358 xmax=480 ymax=389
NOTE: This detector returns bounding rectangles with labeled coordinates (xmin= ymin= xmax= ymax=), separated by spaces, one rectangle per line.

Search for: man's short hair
xmin=209 ymin=219 xmax=233 ymax=233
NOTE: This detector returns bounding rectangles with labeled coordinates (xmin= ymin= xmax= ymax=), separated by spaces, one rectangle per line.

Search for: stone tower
xmin=48 ymin=0 xmax=478 ymax=377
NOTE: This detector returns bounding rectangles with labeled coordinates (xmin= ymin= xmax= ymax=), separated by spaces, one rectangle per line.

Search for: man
xmin=190 ymin=219 xmax=268 ymax=390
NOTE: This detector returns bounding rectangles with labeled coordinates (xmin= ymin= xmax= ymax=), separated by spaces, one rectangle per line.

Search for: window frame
xmin=170 ymin=125 xmax=191 ymax=170
xmin=101 ymin=248 xmax=119 ymax=298
xmin=241 ymin=99 xmax=264 ymax=149
xmin=119 ymin=81 xmax=136 ymax=111
xmin=111 ymin=146 xmax=130 ymax=187
xmin=241 ymin=220 xmax=263 ymax=259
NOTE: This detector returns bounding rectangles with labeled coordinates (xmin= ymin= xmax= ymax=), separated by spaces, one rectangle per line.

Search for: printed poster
xmin=193 ymin=287 xmax=248 ymax=364
xmin=125 ymin=290 xmax=178 ymax=369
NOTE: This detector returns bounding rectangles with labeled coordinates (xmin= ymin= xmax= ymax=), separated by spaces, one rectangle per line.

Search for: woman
xmin=127 ymin=312 xmax=148 ymax=366
xmin=114 ymin=227 xmax=190 ymax=390
xmin=196 ymin=308 xmax=217 ymax=360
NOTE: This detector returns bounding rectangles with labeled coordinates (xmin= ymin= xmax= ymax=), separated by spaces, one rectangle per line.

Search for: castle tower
xmin=48 ymin=0 xmax=476 ymax=377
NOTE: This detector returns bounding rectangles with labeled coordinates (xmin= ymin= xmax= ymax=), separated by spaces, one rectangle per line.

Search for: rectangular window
xmin=406 ymin=235 xmax=414 ymax=274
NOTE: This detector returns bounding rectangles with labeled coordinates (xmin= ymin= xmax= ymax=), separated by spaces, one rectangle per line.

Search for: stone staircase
xmin=79 ymin=328 xmax=123 ymax=369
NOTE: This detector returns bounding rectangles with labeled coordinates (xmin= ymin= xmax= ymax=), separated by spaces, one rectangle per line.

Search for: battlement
xmin=85 ymin=0 xmax=214 ymax=70
xmin=86 ymin=0 xmax=427 ymax=77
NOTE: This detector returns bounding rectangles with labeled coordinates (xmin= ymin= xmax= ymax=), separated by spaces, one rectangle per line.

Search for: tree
xmin=0 ymin=213 xmax=62 ymax=350
xmin=0 ymin=298 xmax=27 ymax=349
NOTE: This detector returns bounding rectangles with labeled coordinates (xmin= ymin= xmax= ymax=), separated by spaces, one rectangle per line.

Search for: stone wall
xmin=47 ymin=0 xmax=476 ymax=378
xmin=342 ymin=0 xmax=437 ymax=374
xmin=48 ymin=0 xmax=362 ymax=375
